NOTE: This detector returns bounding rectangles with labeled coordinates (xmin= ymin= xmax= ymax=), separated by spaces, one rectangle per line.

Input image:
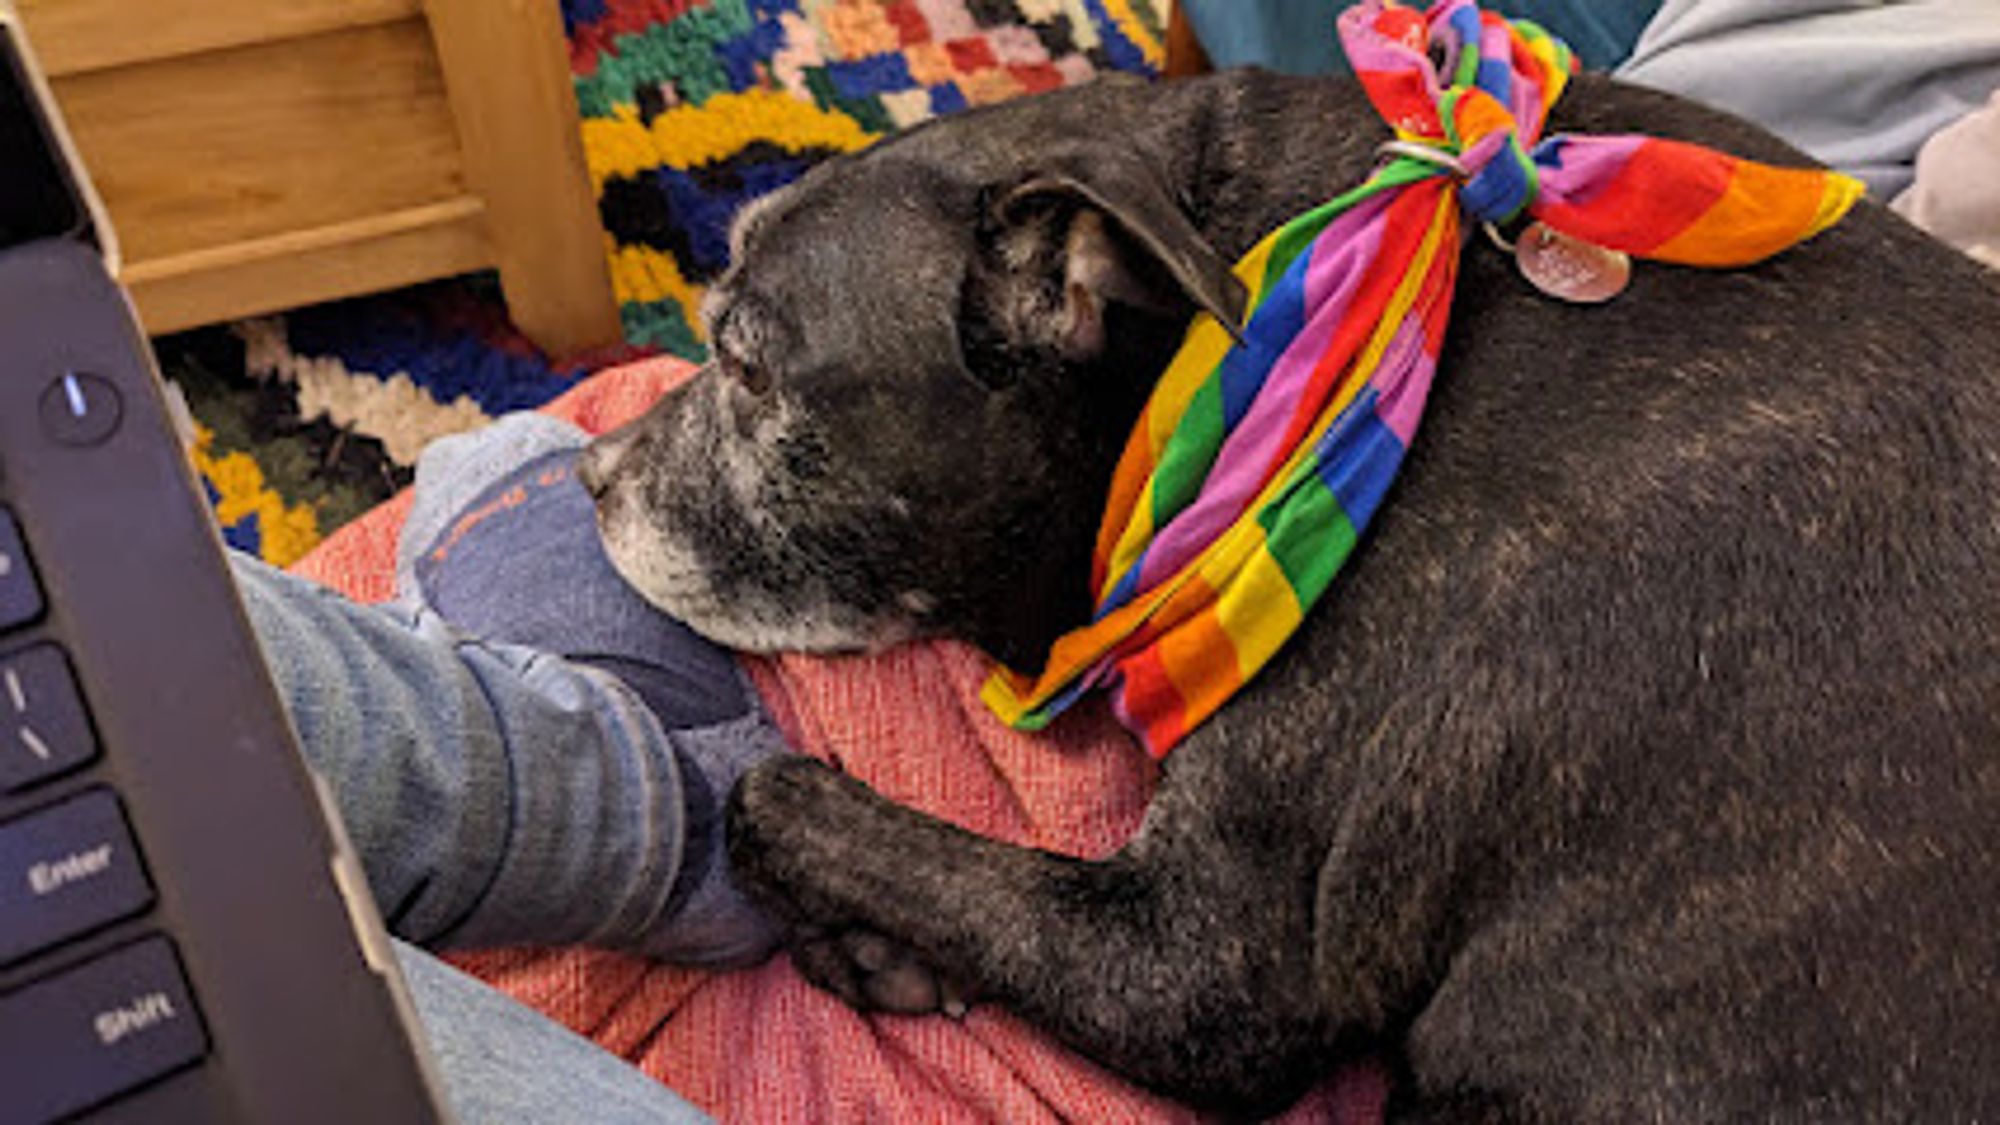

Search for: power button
xmin=39 ymin=372 xmax=122 ymax=447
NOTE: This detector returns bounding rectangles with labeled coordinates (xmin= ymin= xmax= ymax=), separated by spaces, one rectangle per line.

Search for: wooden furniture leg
xmin=1166 ymin=2 xmax=1213 ymax=78
xmin=423 ymin=0 xmax=621 ymax=356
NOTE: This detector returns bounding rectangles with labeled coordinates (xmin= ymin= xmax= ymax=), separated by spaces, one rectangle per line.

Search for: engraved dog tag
xmin=1515 ymin=222 xmax=1630 ymax=304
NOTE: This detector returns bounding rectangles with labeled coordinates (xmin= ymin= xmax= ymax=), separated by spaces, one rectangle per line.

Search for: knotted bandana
xmin=982 ymin=0 xmax=1865 ymax=756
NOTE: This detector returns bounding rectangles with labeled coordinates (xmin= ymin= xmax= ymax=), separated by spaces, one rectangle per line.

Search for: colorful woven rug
xmin=572 ymin=0 xmax=1167 ymax=356
xmin=160 ymin=0 xmax=1167 ymax=566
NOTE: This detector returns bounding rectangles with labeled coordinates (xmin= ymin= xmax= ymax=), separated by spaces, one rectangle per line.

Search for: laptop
xmin=0 ymin=10 xmax=451 ymax=1122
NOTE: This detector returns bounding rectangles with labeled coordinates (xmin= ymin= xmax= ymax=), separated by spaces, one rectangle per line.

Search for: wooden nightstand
xmin=15 ymin=0 xmax=621 ymax=356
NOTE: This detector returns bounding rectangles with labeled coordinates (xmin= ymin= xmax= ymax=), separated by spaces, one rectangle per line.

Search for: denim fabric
xmin=394 ymin=941 xmax=713 ymax=1124
xmin=394 ymin=414 xmax=784 ymax=966
xmin=234 ymin=555 xmax=729 ymax=1123
xmin=232 ymin=549 xmax=783 ymax=967
xmin=230 ymin=413 xmax=800 ymax=1122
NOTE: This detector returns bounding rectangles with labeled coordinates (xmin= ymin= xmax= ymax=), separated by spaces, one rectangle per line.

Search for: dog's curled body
xmin=583 ymin=71 xmax=2000 ymax=1121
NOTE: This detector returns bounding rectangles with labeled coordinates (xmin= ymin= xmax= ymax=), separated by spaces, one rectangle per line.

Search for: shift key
xmin=0 ymin=790 xmax=154 ymax=965
xmin=0 ymin=937 xmax=208 ymax=1123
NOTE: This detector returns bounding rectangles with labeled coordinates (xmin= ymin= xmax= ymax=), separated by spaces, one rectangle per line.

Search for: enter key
xmin=0 ymin=788 xmax=153 ymax=965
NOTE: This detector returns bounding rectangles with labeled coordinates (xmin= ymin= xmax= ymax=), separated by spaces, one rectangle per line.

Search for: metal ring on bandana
xmin=1377 ymin=140 xmax=1468 ymax=177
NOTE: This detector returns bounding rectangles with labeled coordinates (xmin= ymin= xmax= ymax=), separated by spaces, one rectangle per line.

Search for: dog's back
xmin=926 ymin=68 xmax=2000 ymax=1115
xmin=1183 ymin=72 xmax=2000 ymax=1120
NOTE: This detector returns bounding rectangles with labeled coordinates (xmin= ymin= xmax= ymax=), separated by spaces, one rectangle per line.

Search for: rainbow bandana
xmin=981 ymin=0 xmax=1864 ymax=756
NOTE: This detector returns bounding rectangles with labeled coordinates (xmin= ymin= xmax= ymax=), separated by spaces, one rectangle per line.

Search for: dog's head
xmin=580 ymin=93 xmax=1248 ymax=668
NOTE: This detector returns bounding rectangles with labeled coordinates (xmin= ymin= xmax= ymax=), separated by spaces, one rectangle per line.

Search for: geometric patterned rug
xmin=574 ymin=0 xmax=1171 ymax=356
xmin=160 ymin=0 xmax=1168 ymax=567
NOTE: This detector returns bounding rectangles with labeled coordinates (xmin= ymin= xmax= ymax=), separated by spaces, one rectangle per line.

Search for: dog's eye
xmin=717 ymin=349 xmax=771 ymax=396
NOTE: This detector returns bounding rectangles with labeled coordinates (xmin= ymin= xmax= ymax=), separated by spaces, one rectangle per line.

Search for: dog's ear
xmin=981 ymin=151 xmax=1246 ymax=362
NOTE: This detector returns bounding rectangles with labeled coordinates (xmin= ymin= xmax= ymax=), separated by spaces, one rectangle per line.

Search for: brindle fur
xmin=580 ymin=72 xmax=2000 ymax=1121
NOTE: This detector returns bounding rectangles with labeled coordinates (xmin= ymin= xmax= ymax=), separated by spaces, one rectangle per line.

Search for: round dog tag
xmin=1515 ymin=222 xmax=1631 ymax=304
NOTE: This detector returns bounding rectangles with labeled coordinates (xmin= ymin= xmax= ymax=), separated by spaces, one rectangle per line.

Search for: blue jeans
xmin=229 ymin=415 xmax=799 ymax=1123
xmin=235 ymin=556 xmax=723 ymax=1124
xmin=394 ymin=943 xmax=709 ymax=1124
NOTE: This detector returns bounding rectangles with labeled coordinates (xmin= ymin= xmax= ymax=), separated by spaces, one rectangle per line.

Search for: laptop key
xmin=0 ymin=789 xmax=153 ymax=965
xmin=0 ymin=508 xmax=43 ymax=633
xmin=0 ymin=643 xmax=100 ymax=792
xmin=0 ymin=936 xmax=208 ymax=1124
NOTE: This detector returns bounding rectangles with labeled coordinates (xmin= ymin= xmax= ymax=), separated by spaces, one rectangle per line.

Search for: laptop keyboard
xmin=0 ymin=494 xmax=209 ymax=1119
xmin=0 ymin=28 xmax=448 ymax=1108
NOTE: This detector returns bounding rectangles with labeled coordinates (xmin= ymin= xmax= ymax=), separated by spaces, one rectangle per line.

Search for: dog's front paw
xmin=726 ymin=755 xmax=873 ymax=916
xmin=727 ymin=757 xmax=972 ymax=1014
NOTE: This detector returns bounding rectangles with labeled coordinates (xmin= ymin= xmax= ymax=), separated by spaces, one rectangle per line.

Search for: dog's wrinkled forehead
xmin=708 ymin=158 xmax=978 ymax=383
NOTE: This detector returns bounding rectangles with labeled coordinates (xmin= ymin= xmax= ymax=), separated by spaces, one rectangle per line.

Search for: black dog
xmin=579 ymin=70 xmax=2000 ymax=1121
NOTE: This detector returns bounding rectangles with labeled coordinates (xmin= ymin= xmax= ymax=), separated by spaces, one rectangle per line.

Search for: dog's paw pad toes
xmin=789 ymin=934 xmax=868 ymax=1009
xmin=837 ymin=930 xmax=900 ymax=973
xmin=861 ymin=961 xmax=943 ymax=1013
xmin=788 ymin=927 xmax=959 ymax=1016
